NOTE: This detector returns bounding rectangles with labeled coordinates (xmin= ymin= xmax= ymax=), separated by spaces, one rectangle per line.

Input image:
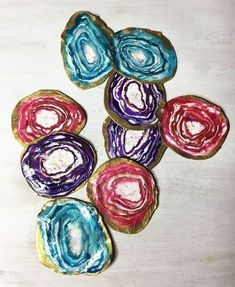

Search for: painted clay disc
xmin=160 ymin=96 xmax=229 ymax=159
xmin=37 ymin=198 xmax=113 ymax=275
xmin=12 ymin=89 xmax=86 ymax=145
xmin=21 ymin=133 xmax=96 ymax=197
xmin=111 ymin=28 xmax=177 ymax=83
xmin=61 ymin=11 xmax=113 ymax=89
xmin=104 ymin=72 xmax=166 ymax=129
xmin=87 ymin=158 xmax=157 ymax=233
xmin=103 ymin=117 xmax=166 ymax=169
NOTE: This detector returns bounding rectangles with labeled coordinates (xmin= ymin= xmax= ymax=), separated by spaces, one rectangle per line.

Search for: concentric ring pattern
xmin=87 ymin=158 xmax=157 ymax=233
xmin=37 ymin=198 xmax=113 ymax=274
xmin=61 ymin=12 xmax=113 ymax=89
xmin=105 ymin=72 xmax=165 ymax=129
xmin=160 ymin=96 xmax=229 ymax=159
xmin=103 ymin=117 xmax=166 ymax=169
xmin=21 ymin=133 xmax=96 ymax=197
xmin=111 ymin=28 xmax=177 ymax=83
xmin=12 ymin=90 xmax=86 ymax=145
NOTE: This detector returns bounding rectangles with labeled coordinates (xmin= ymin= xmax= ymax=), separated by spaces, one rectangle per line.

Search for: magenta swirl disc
xmin=103 ymin=117 xmax=166 ymax=169
xmin=21 ymin=133 xmax=96 ymax=197
xmin=12 ymin=90 xmax=86 ymax=146
xmin=104 ymin=72 xmax=165 ymax=129
xmin=87 ymin=158 xmax=157 ymax=233
xmin=160 ymin=96 xmax=229 ymax=159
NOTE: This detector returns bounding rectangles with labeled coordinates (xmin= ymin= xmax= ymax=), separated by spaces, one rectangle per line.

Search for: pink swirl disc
xmin=12 ymin=90 xmax=87 ymax=145
xmin=87 ymin=158 xmax=157 ymax=233
xmin=160 ymin=96 xmax=229 ymax=159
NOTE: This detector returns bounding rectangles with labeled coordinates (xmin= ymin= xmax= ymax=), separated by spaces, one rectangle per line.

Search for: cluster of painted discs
xmin=12 ymin=11 xmax=229 ymax=276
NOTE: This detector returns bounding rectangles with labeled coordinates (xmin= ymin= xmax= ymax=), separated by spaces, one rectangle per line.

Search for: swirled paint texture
xmin=61 ymin=12 xmax=113 ymax=89
xmin=111 ymin=28 xmax=177 ymax=83
xmin=105 ymin=72 xmax=165 ymax=129
xmin=12 ymin=90 xmax=86 ymax=145
xmin=103 ymin=117 xmax=166 ymax=169
xmin=21 ymin=133 xmax=96 ymax=197
xmin=37 ymin=198 xmax=113 ymax=275
xmin=160 ymin=96 xmax=229 ymax=159
xmin=87 ymin=158 xmax=157 ymax=233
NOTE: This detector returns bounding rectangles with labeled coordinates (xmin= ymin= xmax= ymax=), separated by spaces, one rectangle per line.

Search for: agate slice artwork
xmin=12 ymin=90 xmax=86 ymax=145
xmin=21 ymin=133 xmax=96 ymax=197
xmin=61 ymin=11 xmax=113 ymax=89
xmin=37 ymin=198 xmax=113 ymax=274
xmin=160 ymin=96 xmax=229 ymax=159
xmin=111 ymin=28 xmax=177 ymax=83
xmin=103 ymin=117 xmax=166 ymax=169
xmin=12 ymin=10 xmax=230 ymax=277
xmin=87 ymin=158 xmax=157 ymax=233
xmin=104 ymin=72 xmax=166 ymax=129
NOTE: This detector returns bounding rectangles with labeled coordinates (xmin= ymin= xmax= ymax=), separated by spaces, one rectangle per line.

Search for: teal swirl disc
xmin=37 ymin=198 xmax=113 ymax=275
xmin=111 ymin=28 xmax=177 ymax=83
xmin=61 ymin=12 xmax=113 ymax=89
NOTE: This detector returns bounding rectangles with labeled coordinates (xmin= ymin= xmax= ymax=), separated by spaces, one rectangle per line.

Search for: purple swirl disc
xmin=103 ymin=117 xmax=166 ymax=169
xmin=104 ymin=72 xmax=166 ymax=129
xmin=21 ymin=133 xmax=96 ymax=197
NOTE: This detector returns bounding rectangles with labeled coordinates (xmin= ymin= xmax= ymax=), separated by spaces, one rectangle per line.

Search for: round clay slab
xmin=87 ymin=158 xmax=157 ymax=233
xmin=12 ymin=89 xmax=86 ymax=145
xmin=104 ymin=72 xmax=166 ymax=129
xmin=61 ymin=11 xmax=113 ymax=89
xmin=37 ymin=198 xmax=113 ymax=275
xmin=160 ymin=95 xmax=229 ymax=159
xmin=103 ymin=117 xmax=166 ymax=169
xmin=21 ymin=132 xmax=96 ymax=197
xmin=111 ymin=28 xmax=177 ymax=83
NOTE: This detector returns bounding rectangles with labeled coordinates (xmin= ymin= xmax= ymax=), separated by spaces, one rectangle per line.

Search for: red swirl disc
xmin=160 ymin=96 xmax=229 ymax=159
xmin=12 ymin=90 xmax=87 ymax=145
xmin=87 ymin=158 xmax=157 ymax=233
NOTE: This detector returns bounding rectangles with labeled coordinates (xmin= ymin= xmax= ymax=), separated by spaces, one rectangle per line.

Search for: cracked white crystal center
xmin=186 ymin=121 xmax=205 ymax=135
xmin=115 ymin=181 xmax=141 ymax=201
xmin=36 ymin=109 xmax=59 ymax=128
xmin=126 ymin=83 xmax=144 ymax=109
xmin=43 ymin=149 xmax=75 ymax=174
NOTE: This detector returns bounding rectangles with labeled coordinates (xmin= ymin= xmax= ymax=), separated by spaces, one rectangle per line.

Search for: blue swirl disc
xmin=61 ymin=12 xmax=113 ymax=89
xmin=111 ymin=28 xmax=177 ymax=83
xmin=37 ymin=198 xmax=113 ymax=275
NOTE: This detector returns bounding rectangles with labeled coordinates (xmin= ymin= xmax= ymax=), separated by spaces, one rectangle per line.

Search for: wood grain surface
xmin=0 ymin=1 xmax=234 ymax=286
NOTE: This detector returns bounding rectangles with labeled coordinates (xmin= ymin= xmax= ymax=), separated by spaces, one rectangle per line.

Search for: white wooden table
xmin=0 ymin=1 xmax=234 ymax=286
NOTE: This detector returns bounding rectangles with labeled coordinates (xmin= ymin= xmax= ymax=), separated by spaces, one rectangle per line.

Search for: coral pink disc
xmin=87 ymin=158 xmax=157 ymax=233
xmin=160 ymin=96 xmax=229 ymax=159
xmin=12 ymin=90 xmax=86 ymax=145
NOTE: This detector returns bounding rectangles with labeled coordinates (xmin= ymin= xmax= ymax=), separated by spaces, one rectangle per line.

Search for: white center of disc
xmin=115 ymin=181 xmax=141 ymax=201
xmin=36 ymin=109 xmax=59 ymax=128
xmin=186 ymin=121 xmax=205 ymax=135
xmin=132 ymin=50 xmax=146 ymax=63
xmin=126 ymin=83 xmax=144 ymax=109
xmin=43 ymin=149 xmax=75 ymax=174
xmin=67 ymin=223 xmax=82 ymax=255
xmin=124 ymin=129 xmax=145 ymax=153
xmin=84 ymin=44 xmax=97 ymax=64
